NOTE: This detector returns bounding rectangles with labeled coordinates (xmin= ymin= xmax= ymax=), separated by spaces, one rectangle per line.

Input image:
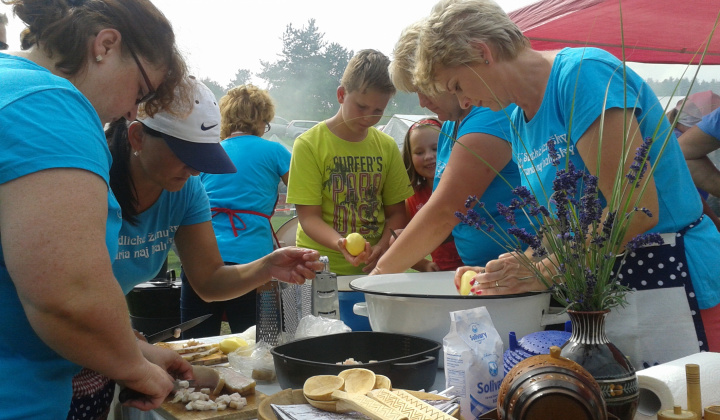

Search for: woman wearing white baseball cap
xmin=135 ymin=76 xmax=237 ymax=176
xmin=70 ymin=77 xmax=323 ymax=418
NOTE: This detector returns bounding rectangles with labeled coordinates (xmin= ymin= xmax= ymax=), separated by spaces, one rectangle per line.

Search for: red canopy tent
xmin=508 ymin=0 xmax=720 ymax=65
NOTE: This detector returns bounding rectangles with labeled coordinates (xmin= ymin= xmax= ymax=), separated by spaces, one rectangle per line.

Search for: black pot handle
xmin=391 ymin=355 xmax=436 ymax=368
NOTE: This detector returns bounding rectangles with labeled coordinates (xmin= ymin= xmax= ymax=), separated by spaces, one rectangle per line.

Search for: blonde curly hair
xmin=219 ymin=84 xmax=275 ymax=139
xmin=389 ymin=20 xmax=423 ymax=94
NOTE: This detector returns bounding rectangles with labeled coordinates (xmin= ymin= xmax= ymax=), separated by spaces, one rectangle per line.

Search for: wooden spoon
xmin=303 ymin=375 xmax=344 ymax=401
xmin=305 ymin=396 xmax=344 ymax=413
xmin=338 ymin=368 xmax=376 ymax=395
xmin=374 ymin=374 xmax=392 ymax=390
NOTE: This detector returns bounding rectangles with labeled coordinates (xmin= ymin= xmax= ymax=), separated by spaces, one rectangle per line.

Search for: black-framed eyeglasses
xmin=126 ymin=44 xmax=156 ymax=105
xmin=265 ymin=122 xmax=271 ymax=133
xmin=0 ymin=41 xmax=8 ymax=51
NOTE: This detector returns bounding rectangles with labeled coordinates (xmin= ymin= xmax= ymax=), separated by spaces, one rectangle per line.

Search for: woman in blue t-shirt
xmin=70 ymin=78 xmax=323 ymax=419
xmin=412 ymin=0 xmax=720 ymax=368
xmin=181 ymin=84 xmax=292 ymax=337
xmin=0 ymin=0 xmax=195 ymax=417
xmin=373 ymin=20 xmax=528 ymax=275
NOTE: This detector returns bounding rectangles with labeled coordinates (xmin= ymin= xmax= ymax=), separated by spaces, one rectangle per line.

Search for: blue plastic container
xmin=338 ymin=291 xmax=371 ymax=331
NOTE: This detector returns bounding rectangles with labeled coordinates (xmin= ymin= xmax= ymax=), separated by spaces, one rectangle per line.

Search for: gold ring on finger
xmin=495 ymin=280 xmax=500 ymax=288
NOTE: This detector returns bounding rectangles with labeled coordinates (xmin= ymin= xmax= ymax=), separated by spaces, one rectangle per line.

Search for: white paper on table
xmin=270 ymin=404 xmax=368 ymax=420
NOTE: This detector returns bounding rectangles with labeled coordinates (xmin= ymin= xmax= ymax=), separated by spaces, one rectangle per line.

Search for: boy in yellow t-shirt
xmin=287 ymin=49 xmax=413 ymax=275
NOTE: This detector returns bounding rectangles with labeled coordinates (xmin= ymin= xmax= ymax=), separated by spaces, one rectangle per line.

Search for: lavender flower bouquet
xmin=457 ymin=137 xmax=664 ymax=311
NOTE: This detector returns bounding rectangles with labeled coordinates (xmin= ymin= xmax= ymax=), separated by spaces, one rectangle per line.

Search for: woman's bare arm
xmin=1 ymin=169 xmax=173 ymax=407
xmin=373 ymin=133 xmax=513 ymax=274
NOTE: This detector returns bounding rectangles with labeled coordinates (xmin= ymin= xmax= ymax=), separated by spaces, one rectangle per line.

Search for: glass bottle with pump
xmin=311 ymin=256 xmax=340 ymax=319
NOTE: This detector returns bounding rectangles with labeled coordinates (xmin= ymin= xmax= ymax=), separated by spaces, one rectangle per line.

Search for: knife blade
xmin=144 ymin=314 xmax=212 ymax=344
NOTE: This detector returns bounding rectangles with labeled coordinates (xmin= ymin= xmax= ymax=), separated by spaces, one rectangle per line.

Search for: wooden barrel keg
xmin=497 ymin=346 xmax=607 ymax=420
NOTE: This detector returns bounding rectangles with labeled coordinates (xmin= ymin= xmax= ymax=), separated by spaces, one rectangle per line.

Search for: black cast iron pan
xmin=271 ymin=331 xmax=441 ymax=391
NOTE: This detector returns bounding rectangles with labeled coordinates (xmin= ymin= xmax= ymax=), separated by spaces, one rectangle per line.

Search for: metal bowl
xmin=350 ymin=272 xmax=551 ymax=351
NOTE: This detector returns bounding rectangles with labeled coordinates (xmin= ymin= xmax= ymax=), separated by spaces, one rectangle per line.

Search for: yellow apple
xmin=345 ymin=232 xmax=367 ymax=256
xmin=459 ymin=270 xmax=478 ymax=295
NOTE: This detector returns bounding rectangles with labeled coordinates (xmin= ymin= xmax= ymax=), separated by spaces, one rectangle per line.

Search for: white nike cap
xmin=137 ymin=77 xmax=236 ymax=174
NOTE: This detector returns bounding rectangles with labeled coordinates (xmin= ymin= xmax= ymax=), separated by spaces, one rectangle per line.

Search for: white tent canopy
xmin=381 ymin=114 xmax=437 ymax=150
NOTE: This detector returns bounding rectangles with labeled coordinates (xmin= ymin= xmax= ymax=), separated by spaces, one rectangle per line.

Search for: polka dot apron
xmin=68 ymin=368 xmax=115 ymax=420
xmin=606 ymin=216 xmax=707 ymax=369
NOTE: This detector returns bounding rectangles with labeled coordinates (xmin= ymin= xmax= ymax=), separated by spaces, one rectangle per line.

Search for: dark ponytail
xmin=106 ymin=118 xmax=139 ymax=225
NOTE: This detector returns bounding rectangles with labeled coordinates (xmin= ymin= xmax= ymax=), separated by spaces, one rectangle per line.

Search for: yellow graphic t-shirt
xmin=287 ymin=122 xmax=413 ymax=275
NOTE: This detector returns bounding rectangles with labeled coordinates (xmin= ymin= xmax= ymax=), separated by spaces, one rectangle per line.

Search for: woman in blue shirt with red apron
xmin=181 ymin=84 xmax=292 ymax=337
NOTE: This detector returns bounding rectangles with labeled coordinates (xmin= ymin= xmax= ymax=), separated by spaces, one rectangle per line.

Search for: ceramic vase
xmin=560 ymin=310 xmax=639 ymax=420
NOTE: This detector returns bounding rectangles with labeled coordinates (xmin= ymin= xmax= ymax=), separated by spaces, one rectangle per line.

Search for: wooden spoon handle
xmin=332 ymin=390 xmax=409 ymax=420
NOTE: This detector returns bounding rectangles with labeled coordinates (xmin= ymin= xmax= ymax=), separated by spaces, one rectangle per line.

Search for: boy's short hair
xmin=341 ymin=49 xmax=396 ymax=95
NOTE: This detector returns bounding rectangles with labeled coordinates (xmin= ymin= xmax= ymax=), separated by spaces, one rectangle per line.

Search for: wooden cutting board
xmin=154 ymin=391 xmax=265 ymax=420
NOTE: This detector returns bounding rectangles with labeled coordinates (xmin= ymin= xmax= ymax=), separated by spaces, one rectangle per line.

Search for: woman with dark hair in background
xmin=181 ymin=84 xmax=293 ymax=338
xmin=0 ymin=0 xmax=191 ymax=416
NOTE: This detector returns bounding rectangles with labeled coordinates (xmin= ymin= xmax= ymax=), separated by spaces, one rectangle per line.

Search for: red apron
xmin=211 ymin=207 xmax=281 ymax=249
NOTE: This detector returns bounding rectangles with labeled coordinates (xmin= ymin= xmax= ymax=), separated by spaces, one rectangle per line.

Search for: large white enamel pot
xmin=350 ymin=272 xmax=552 ymax=353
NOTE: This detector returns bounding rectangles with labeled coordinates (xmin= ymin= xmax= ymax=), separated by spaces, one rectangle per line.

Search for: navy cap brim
xmin=163 ymin=135 xmax=237 ymax=174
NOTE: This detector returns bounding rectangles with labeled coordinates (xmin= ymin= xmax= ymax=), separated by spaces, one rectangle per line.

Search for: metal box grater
xmin=255 ymin=279 xmax=312 ymax=346
xmin=281 ymin=281 xmax=312 ymax=341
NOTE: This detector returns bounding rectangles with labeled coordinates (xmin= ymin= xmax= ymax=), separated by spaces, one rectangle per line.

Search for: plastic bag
xmin=443 ymin=306 xmax=504 ymax=419
xmin=237 ymin=325 xmax=256 ymax=342
xmin=294 ymin=314 xmax=351 ymax=340
xmin=228 ymin=340 xmax=276 ymax=382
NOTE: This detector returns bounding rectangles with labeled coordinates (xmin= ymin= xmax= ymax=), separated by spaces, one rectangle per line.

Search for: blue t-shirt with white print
xmin=509 ymin=47 xmax=720 ymax=309
xmin=113 ymin=176 xmax=211 ymax=293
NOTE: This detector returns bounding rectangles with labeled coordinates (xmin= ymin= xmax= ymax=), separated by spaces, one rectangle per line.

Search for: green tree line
xmin=201 ymin=19 xmax=719 ymax=125
xmin=200 ymin=19 xmax=426 ymax=125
